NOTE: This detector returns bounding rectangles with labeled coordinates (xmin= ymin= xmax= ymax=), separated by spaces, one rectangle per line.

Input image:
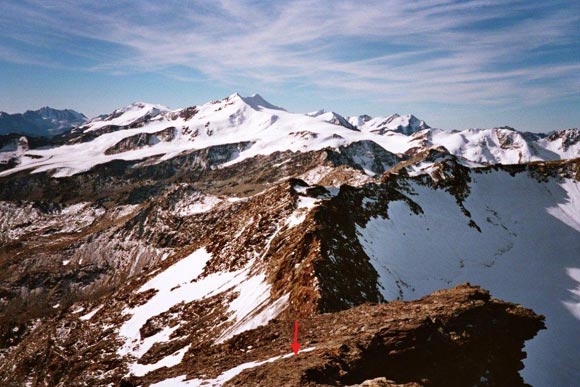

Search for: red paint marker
xmin=291 ymin=320 xmax=301 ymax=355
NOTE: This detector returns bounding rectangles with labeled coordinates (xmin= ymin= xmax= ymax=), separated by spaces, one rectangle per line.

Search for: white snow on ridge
xmin=356 ymin=172 xmax=580 ymax=387
xmin=536 ymin=129 xmax=580 ymax=160
xmin=425 ymin=127 xmax=539 ymax=164
xmin=356 ymin=113 xmax=428 ymax=135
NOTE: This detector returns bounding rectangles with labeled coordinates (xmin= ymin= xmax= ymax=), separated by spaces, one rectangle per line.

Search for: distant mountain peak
xmin=356 ymin=112 xmax=430 ymax=135
xmin=0 ymin=107 xmax=87 ymax=137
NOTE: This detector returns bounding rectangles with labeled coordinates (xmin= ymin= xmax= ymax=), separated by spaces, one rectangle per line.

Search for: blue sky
xmin=0 ymin=0 xmax=579 ymax=131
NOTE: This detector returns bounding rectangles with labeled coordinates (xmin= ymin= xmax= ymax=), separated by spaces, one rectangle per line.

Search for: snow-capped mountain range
xmin=0 ymin=93 xmax=578 ymax=386
xmin=0 ymin=93 xmax=578 ymax=177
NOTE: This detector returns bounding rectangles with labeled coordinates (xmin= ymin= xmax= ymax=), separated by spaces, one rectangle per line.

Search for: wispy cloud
xmin=1 ymin=0 xmax=579 ymax=106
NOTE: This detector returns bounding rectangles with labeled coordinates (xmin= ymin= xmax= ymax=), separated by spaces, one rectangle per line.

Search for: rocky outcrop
xmin=104 ymin=127 xmax=177 ymax=155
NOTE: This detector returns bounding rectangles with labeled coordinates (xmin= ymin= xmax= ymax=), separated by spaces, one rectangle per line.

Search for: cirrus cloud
xmin=0 ymin=0 xmax=579 ymax=108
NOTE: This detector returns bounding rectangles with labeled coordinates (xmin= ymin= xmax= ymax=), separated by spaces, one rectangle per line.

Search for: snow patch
xmin=118 ymin=248 xmax=214 ymax=357
xmin=296 ymin=196 xmax=319 ymax=209
xmin=285 ymin=193 xmax=320 ymax=229
xmin=285 ymin=211 xmax=307 ymax=228
xmin=546 ymin=179 xmax=580 ymax=232
xmin=293 ymin=184 xmax=309 ymax=194
xmin=129 ymin=344 xmax=191 ymax=377
xmin=79 ymin=305 xmax=104 ymax=321
xmin=174 ymin=196 xmax=222 ymax=216
xmin=299 ymin=166 xmax=333 ymax=185
xmin=218 ymin=289 xmax=289 ymax=343
xmin=71 ymin=306 xmax=85 ymax=314
xmin=124 ymin=325 xmax=181 ymax=361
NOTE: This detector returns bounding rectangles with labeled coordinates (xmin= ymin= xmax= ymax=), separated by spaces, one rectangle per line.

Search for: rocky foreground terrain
xmin=132 ymin=285 xmax=546 ymax=387
xmin=0 ymin=94 xmax=578 ymax=386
